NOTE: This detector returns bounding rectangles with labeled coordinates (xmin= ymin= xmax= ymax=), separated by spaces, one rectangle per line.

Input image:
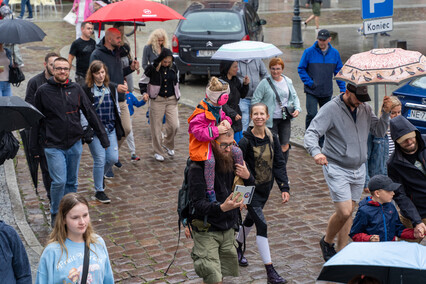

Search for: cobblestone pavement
xmin=15 ymin=102 xmax=348 ymax=283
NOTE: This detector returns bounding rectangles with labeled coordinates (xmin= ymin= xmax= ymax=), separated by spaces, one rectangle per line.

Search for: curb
xmin=4 ymin=159 xmax=44 ymax=256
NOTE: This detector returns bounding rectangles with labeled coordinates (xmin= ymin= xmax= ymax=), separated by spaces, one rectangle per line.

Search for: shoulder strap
xmin=81 ymin=243 xmax=90 ymax=284
xmin=266 ymin=77 xmax=283 ymax=105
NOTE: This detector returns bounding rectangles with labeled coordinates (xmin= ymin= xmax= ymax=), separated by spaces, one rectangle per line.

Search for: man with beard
xmin=304 ymin=83 xmax=392 ymax=261
xmin=187 ymin=129 xmax=255 ymax=284
xmin=387 ymin=116 xmax=426 ymax=241
xmin=30 ymin=57 xmax=109 ymax=227
xmin=90 ymin=27 xmax=140 ymax=173
xmin=24 ymin=52 xmax=58 ymax=201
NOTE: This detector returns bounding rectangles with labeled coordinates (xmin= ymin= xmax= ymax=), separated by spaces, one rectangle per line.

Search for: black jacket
xmin=89 ymin=38 xmax=133 ymax=101
xmin=188 ymin=160 xmax=255 ymax=231
xmin=30 ymin=78 xmax=109 ymax=155
xmin=239 ymin=127 xmax=289 ymax=207
xmin=387 ymin=116 xmax=426 ymax=226
xmin=25 ymin=71 xmax=47 ymax=106
xmin=219 ymin=75 xmax=248 ymax=133
xmin=82 ymin=84 xmax=125 ymax=140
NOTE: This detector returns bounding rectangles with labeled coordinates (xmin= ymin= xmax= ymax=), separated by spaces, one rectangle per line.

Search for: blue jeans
xmin=44 ymin=140 xmax=82 ymax=215
xmin=88 ymin=128 xmax=118 ymax=192
xmin=0 ymin=81 xmax=12 ymax=97
xmin=19 ymin=0 xmax=33 ymax=18
xmin=239 ymin=98 xmax=251 ymax=132
xmin=305 ymin=93 xmax=331 ymax=129
xmin=364 ymin=133 xmax=389 ymax=187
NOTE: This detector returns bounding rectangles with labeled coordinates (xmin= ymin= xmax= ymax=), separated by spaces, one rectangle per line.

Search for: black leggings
xmin=243 ymin=205 xmax=267 ymax=238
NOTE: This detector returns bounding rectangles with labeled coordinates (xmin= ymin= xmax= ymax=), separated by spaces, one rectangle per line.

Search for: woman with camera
xmin=82 ymin=60 xmax=124 ymax=204
xmin=251 ymin=57 xmax=301 ymax=164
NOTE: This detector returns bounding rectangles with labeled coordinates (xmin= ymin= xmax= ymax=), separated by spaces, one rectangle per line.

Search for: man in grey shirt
xmin=304 ymin=83 xmax=392 ymax=261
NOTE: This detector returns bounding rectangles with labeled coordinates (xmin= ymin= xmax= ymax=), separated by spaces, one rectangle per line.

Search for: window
xmin=180 ymin=11 xmax=243 ymax=33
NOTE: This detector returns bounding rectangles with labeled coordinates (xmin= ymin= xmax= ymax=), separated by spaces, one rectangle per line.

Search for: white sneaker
xmin=154 ymin=153 xmax=164 ymax=161
xmin=167 ymin=149 xmax=175 ymax=156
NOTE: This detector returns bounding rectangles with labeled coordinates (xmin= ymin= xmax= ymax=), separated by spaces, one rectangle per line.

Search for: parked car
xmin=172 ymin=0 xmax=266 ymax=82
xmin=393 ymin=76 xmax=426 ymax=134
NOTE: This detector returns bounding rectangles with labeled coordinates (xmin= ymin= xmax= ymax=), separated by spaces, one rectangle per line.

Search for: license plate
xmin=408 ymin=109 xmax=426 ymax=121
xmin=197 ymin=50 xmax=215 ymax=57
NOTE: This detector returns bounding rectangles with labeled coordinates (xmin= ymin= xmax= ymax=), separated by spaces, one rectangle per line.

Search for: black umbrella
xmin=19 ymin=129 xmax=39 ymax=193
xmin=0 ymin=18 xmax=46 ymax=44
xmin=0 ymin=96 xmax=44 ymax=132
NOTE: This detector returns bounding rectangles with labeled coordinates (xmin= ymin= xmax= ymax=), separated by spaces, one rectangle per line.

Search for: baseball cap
xmin=347 ymin=83 xmax=371 ymax=102
xmin=368 ymin=175 xmax=401 ymax=193
xmin=317 ymin=29 xmax=331 ymax=40
xmin=396 ymin=131 xmax=416 ymax=144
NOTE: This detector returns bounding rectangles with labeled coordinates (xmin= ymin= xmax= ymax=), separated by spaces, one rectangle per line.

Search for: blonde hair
xmin=389 ymin=95 xmax=401 ymax=109
xmin=146 ymin=28 xmax=169 ymax=55
xmin=207 ymin=76 xmax=228 ymax=92
xmin=46 ymin=193 xmax=98 ymax=263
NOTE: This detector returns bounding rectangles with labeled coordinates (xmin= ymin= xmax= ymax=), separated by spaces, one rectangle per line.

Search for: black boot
xmin=265 ymin=263 xmax=287 ymax=284
xmin=51 ymin=213 xmax=57 ymax=228
xmin=236 ymin=241 xmax=248 ymax=267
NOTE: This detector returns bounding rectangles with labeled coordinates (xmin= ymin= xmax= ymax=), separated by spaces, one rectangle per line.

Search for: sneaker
xmin=162 ymin=145 xmax=175 ymax=156
xmin=319 ymin=235 xmax=336 ymax=261
xmin=25 ymin=17 xmax=34 ymax=21
xmin=131 ymin=154 xmax=140 ymax=161
xmin=104 ymin=169 xmax=114 ymax=178
xmin=154 ymin=153 xmax=164 ymax=162
xmin=93 ymin=191 xmax=111 ymax=204
xmin=303 ymin=21 xmax=307 ymax=28
xmin=114 ymin=159 xmax=122 ymax=168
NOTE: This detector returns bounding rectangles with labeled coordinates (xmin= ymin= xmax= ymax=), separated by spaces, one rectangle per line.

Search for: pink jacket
xmin=73 ymin=0 xmax=94 ymax=23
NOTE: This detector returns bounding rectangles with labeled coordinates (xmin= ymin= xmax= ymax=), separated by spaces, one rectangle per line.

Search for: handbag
xmin=81 ymin=243 xmax=90 ymax=284
xmin=63 ymin=9 xmax=77 ymax=25
xmin=9 ymin=65 xmax=25 ymax=87
xmin=266 ymin=77 xmax=294 ymax=120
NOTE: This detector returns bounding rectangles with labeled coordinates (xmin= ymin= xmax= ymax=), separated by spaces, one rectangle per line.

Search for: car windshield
xmin=180 ymin=11 xmax=242 ymax=33
xmin=410 ymin=76 xmax=426 ymax=89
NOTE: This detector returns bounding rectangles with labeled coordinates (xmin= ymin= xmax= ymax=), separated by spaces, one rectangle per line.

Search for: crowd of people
xmin=0 ymin=1 xmax=425 ymax=281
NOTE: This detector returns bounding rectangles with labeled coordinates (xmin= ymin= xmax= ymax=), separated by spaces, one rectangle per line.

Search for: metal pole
xmin=290 ymin=0 xmax=303 ymax=48
xmin=373 ymin=33 xmax=379 ymax=114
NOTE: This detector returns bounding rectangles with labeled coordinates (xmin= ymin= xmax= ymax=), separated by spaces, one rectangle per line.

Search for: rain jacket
xmin=239 ymin=127 xmax=289 ymax=207
xmin=387 ymin=116 xmax=426 ymax=226
xmin=297 ymin=41 xmax=345 ymax=97
xmin=350 ymin=196 xmax=415 ymax=242
xmin=304 ymin=95 xmax=390 ymax=170
xmin=237 ymin=59 xmax=268 ymax=99
xmin=31 ymin=77 xmax=109 ymax=155
xmin=188 ymin=100 xmax=232 ymax=161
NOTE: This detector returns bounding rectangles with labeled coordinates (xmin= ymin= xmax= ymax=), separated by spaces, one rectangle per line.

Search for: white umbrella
xmin=211 ymin=41 xmax=282 ymax=61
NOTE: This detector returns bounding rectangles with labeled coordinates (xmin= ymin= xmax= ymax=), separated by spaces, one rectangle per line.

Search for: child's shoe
xmin=131 ymin=154 xmax=141 ymax=161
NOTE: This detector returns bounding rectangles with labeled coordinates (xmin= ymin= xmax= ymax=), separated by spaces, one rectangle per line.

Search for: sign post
xmin=361 ymin=0 xmax=394 ymax=114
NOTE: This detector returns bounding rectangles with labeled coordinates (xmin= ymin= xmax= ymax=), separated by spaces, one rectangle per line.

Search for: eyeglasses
xmin=214 ymin=140 xmax=236 ymax=150
xmin=54 ymin=67 xmax=70 ymax=72
xmin=270 ymin=67 xmax=282 ymax=71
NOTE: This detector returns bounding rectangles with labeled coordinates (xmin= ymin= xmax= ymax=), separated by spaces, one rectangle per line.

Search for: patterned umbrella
xmin=211 ymin=41 xmax=282 ymax=61
xmin=335 ymin=48 xmax=426 ymax=86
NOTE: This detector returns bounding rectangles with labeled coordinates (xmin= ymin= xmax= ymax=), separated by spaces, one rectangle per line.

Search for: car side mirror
xmin=258 ymin=19 xmax=267 ymax=26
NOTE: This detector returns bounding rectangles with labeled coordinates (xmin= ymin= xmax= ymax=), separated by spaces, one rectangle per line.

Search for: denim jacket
xmin=5 ymin=47 xmax=13 ymax=67
xmin=364 ymin=132 xmax=389 ymax=187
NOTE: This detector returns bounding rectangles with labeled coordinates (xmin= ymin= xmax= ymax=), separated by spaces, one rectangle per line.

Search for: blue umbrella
xmin=317 ymin=242 xmax=426 ymax=284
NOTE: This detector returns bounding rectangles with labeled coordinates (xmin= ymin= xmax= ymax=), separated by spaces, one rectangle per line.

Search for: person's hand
xmin=117 ymin=83 xmax=128 ymax=93
xmin=184 ymin=226 xmax=191 ymax=239
xmin=382 ymin=96 xmax=392 ymax=113
xmin=364 ymin=187 xmax=370 ymax=193
xmin=235 ymin=161 xmax=250 ymax=180
xmin=142 ymin=93 xmax=149 ymax=102
xmin=414 ymin=223 xmax=426 ymax=239
xmin=291 ymin=110 xmax=299 ymax=118
xmin=243 ymin=75 xmax=250 ymax=85
xmin=217 ymin=124 xmax=230 ymax=134
xmin=220 ymin=120 xmax=231 ymax=129
xmin=235 ymin=114 xmax=242 ymax=121
xmin=281 ymin=192 xmax=290 ymax=204
xmin=220 ymin=192 xmax=244 ymax=212
xmin=131 ymin=60 xmax=140 ymax=74
xmin=369 ymin=235 xmax=380 ymax=242
xmin=314 ymin=153 xmax=328 ymax=166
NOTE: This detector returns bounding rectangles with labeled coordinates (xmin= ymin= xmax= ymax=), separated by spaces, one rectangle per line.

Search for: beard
xmin=212 ymin=146 xmax=234 ymax=174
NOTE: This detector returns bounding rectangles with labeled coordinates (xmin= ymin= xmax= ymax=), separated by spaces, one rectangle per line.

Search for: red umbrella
xmin=86 ymin=0 xmax=185 ymax=58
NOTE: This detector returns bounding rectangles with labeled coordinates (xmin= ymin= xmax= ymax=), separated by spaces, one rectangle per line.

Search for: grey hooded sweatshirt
xmin=304 ymin=95 xmax=390 ymax=169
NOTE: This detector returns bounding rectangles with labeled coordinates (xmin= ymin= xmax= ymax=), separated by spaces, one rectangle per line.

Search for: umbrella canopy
xmin=317 ymin=242 xmax=426 ymax=284
xmin=335 ymin=48 xmax=426 ymax=86
xmin=0 ymin=18 xmax=46 ymax=44
xmin=19 ymin=129 xmax=39 ymax=191
xmin=211 ymin=41 xmax=282 ymax=61
xmin=85 ymin=0 xmax=185 ymax=23
xmin=0 ymin=96 xmax=44 ymax=132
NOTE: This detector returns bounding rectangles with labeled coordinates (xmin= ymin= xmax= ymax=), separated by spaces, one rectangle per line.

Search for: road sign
xmin=362 ymin=0 xmax=394 ymax=19
xmin=363 ymin=17 xmax=393 ymax=35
